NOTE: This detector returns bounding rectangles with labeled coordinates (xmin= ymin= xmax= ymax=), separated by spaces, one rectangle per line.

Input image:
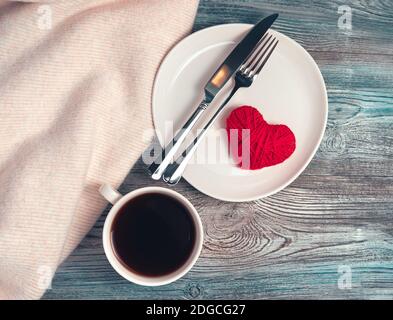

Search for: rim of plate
xmin=152 ymin=23 xmax=328 ymax=202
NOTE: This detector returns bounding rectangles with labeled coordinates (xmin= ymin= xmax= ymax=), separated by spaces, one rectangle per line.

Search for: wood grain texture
xmin=44 ymin=0 xmax=393 ymax=299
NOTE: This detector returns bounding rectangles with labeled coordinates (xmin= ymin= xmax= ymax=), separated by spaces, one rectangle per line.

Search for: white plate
xmin=152 ymin=24 xmax=328 ymax=202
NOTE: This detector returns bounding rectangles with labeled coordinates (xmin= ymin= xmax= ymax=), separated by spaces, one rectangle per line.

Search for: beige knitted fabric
xmin=0 ymin=0 xmax=198 ymax=299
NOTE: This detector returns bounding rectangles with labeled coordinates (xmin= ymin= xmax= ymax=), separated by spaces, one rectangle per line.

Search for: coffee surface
xmin=111 ymin=193 xmax=196 ymax=277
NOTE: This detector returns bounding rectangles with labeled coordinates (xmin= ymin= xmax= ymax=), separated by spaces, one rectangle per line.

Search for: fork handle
xmin=163 ymin=84 xmax=240 ymax=185
xmin=149 ymin=98 xmax=210 ymax=180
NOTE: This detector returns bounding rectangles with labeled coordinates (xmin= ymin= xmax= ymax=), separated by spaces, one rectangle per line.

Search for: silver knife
xmin=149 ymin=14 xmax=278 ymax=180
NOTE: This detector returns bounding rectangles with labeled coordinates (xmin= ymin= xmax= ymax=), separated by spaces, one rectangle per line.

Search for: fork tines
xmin=241 ymin=33 xmax=279 ymax=76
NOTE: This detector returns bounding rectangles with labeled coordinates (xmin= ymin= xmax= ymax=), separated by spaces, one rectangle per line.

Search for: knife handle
xmin=149 ymin=98 xmax=210 ymax=180
xmin=162 ymin=84 xmax=240 ymax=185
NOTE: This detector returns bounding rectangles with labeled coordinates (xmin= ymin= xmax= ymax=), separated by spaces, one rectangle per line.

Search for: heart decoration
xmin=226 ymin=106 xmax=296 ymax=170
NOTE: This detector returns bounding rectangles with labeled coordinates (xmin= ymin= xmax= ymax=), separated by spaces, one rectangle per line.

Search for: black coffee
xmin=110 ymin=192 xmax=196 ymax=277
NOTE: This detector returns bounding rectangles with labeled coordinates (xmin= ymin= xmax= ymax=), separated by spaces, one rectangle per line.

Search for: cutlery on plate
xmin=162 ymin=34 xmax=279 ymax=185
xmin=148 ymin=14 xmax=279 ymax=180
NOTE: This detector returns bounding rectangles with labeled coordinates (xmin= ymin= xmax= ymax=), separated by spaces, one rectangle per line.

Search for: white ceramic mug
xmin=99 ymin=184 xmax=203 ymax=286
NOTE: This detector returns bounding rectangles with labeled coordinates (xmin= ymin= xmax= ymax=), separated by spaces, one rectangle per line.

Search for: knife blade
xmin=149 ymin=14 xmax=278 ymax=180
xmin=204 ymin=13 xmax=278 ymax=99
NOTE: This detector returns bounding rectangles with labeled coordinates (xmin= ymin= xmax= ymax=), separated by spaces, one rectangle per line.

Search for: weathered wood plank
xmin=195 ymin=0 xmax=393 ymax=54
xmin=44 ymin=0 xmax=393 ymax=299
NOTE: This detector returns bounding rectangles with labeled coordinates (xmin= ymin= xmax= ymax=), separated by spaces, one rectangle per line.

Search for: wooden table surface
xmin=44 ymin=0 xmax=393 ymax=299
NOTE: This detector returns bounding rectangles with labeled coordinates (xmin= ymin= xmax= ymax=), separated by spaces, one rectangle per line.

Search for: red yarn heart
xmin=226 ymin=106 xmax=296 ymax=170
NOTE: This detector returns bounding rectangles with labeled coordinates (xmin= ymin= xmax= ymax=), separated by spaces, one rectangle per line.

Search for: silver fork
xmin=162 ymin=34 xmax=279 ymax=185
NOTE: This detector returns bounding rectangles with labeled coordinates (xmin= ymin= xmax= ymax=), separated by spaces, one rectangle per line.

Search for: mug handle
xmin=99 ymin=184 xmax=122 ymax=205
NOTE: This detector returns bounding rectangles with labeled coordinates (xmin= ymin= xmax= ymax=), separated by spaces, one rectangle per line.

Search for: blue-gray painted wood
xmin=43 ymin=0 xmax=393 ymax=299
